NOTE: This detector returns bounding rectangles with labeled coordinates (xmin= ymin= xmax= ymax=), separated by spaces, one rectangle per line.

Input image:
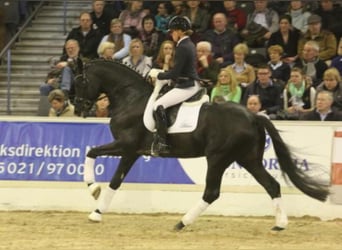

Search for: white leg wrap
xmin=98 ymin=187 xmax=116 ymax=213
xmin=272 ymin=197 xmax=288 ymax=228
xmin=181 ymin=199 xmax=210 ymax=226
xmin=83 ymin=157 xmax=95 ymax=184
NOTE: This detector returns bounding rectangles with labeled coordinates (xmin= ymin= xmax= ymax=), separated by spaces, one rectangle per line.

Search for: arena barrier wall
xmin=0 ymin=117 xmax=342 ymax=219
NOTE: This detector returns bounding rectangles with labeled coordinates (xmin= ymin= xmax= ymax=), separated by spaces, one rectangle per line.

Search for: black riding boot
xmin=151 ymin=105 xmax=170 ymax=156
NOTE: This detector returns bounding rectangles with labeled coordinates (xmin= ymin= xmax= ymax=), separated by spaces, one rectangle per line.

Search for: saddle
xmin=143 ymin=82 xmax=209 ymax=134
xmin=157 ymin=84 xmax=207 ymax=127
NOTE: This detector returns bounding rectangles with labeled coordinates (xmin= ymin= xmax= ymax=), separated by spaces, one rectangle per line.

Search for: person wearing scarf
xmin=283 ymin=67 xmax=316 ymax=116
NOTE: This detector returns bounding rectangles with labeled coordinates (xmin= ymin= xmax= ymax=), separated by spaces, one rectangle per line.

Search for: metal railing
xmin=0 ymin=1 xmax=45 ymax=115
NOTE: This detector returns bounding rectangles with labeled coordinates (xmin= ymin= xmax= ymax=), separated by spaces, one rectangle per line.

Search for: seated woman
xmin=283 ymin=67 xmax=316 ymax=119
xmin=181 ymin=0 xmax=210 ymax=41
xmin=267 ymin=45 xmax=291 ymax=88
xmin=210 ymin=68 xmax=241 ymax=103
xmin=225 ymin=43 xmax=255 ymax=96
xmin=152 ymin=40 xmax=175 ymax=71
xmin=89 ymin=93 xmax=111 ymax=117
xmin=122 ymin=38 xmax=152 ymax=77
xmin=97 ymin=41 xmax=115 ymax=60
xmin=119 ymin=0 xmax=147 ymax=38
xmin=139 ymin=15 xmax=165 ymax=58
xmin=47 ymin=89 xmax=75 ymax=117
xmin=99 ymin=18 xmax=131 ymax=61
xmin=267 ymin=14 xmax=301 ymax=66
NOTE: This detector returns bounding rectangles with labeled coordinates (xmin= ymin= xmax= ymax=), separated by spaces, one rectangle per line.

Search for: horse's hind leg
xmin=238 ymin=157 xmax=288 ymax=231
xmin=174 ymin=155 xmax=231 ymax=231
xmin=88 ymin=154 xmax=139 ymax=222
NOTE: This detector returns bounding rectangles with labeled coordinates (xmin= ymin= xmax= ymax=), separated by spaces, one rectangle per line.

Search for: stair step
xmin=20 ymin=32 xmax=67 ymax=40
xmin=0 ymin=81 xmax=42 ymax=88
xmin=0 ymin=72 xmax=46 ymax=79
xmin=6 ymin=55 xmax=60 ymax=64
xmin=15 ymin=40 xmax=65 ymax=47
xmin=11 ymin=49 xmax=62 ymax=56
xmin=26 ymin=26 xmax=68 ymax=32
xmin=0 ymin=65 xmax=51 ymax=72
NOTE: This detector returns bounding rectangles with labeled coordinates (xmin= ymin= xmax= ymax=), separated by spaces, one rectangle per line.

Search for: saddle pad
xmin=143 ymin=94 xmax=209 ymax=134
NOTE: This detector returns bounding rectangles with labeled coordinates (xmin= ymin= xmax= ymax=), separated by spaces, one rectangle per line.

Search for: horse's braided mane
xmin=85 ymin=59 xmax=148 ymax=82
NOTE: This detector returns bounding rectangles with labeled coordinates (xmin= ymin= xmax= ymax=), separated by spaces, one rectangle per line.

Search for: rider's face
xmin=170 ymin=29 xmax=181 ymax=42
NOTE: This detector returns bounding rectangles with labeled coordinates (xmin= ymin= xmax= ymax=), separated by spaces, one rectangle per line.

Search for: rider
xmin=151 ymin=16 xmax=201 ymax=156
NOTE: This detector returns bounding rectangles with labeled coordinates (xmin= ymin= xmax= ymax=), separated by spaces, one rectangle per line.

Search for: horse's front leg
xmin=88 ymin=154 xmax=139 ymax=222
xmin=83 ymin=141 xmax=128 ymax=199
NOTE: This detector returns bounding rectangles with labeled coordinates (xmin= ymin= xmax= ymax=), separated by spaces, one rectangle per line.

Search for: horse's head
xmin=74 ymin=72 xmax=96 ymax=117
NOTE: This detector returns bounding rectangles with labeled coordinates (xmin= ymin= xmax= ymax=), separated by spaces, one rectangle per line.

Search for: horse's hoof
xmin=88 ymin=211 xmax=102 ymax=223
xmin=173 ymin=221 xmax=185 ymax=231
xmin=88 ymin=183 xmax=101 ymax=200
xmin=271 ymin=226 xmax=285 ymax=232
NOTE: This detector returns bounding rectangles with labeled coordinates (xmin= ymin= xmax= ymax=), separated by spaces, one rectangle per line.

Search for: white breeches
xmin=153 ymin=81 xmax=201 ymax=110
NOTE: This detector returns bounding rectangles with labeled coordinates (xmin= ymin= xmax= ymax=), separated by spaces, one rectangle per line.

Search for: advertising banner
xmin=0 ymin=121 xmax=333 ymax=186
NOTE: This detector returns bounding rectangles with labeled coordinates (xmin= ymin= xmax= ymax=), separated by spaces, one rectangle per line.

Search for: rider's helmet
xmin=168 ymin=16 xmax=192 ymax=31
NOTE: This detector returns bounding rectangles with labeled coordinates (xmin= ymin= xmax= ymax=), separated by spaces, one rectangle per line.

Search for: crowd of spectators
xmin=37 ymin=0 xmax=342 ymax=120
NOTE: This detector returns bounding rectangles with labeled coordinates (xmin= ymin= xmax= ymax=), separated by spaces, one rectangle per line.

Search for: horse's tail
xmin=256 ymin=115 xmax=329 ymax=202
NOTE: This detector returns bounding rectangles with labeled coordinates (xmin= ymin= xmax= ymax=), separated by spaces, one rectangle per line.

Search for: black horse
xmin=74 ymin=60 xmax=328 ymax=231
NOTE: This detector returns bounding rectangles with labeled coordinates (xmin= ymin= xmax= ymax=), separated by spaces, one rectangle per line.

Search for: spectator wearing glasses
xmin=241 ymin=64 xmax=283 ymax=118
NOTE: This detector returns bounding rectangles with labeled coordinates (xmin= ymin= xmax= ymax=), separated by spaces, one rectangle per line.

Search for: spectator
xmin=97 ymin=41 xmax=115 ymax=60
xmin=64 ymin=12 xmax=102 ymax=60
xmin=211 ymin=68 xmax=241 ymax=103
xmin=315 ymin=0 xmax=342 ymax=40
xmin=48 ymin=89 xmax=76 ymax=117
xmin=39 ymin=57 xmax=63 ymax=96
xmin=267 ymin=45 xmax=291 ymax=87
xmin=288 ymin=0 xmax=311 ymax=34
xmin=242 ymin=64 xmax=283 ymax=118
xmin=103 ymin=0 xmax=124 ymax=18
xmin=122 ymin=38 xmax=152 ymax=77
xmin=246 ymin=94 xmax=269 ymax=118
xmin=267 ymin=14 xmax=301 ymax=66
xmin=196 ymin=41 xmax=221 ymax=94
xmin=299 ymin=90 xmax=342 ymax=121
xmin=241 ymin=0 xmax=279 ymax=48
xmin=41 ymin=40 xmax=83 ymax=100
xmin=89 ymin=93 xmax=111 ymax=117
xmin=294 ymin=40 xmax=328 ymax=88
xmin=119 ymin=0 xmax=147 ymax=38
xmin=3 ymin=0 xmax=19 ymax=43
xmin=202 ymin=12 xmax=240 ymax=67
xmin=139 ymin=15 xmax=165 ymax=58
xmin=222 ymin=0 xmax=247 ymax=32
xmin=225 ymin=43 xmax=256 ymax=95
xmin=182 ymin=0 xmax=210 ymax=37
xmin=154 ymin=1 xmax=171 ymax=34
xmin=170 ymin=1 xmax=186 ymax=16
xmin=297 ymin=14 xmax=337 ymax=62
xmin=152 ymin=40 xmax=175 ymax=71
xmin=99 ymin=18 xmax=131 ymax=60
xmin=316 ymin=67 xmax=342 ymax=111
xmin=331 ymin=38 xmax=342 ymax=75
xmin=90 ymin=0 xmax=115 ymax=36
xmin=283 ymin=67 xmax=316 ymax=119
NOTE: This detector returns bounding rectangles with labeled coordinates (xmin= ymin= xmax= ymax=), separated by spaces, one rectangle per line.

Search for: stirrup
xmin=151 ymin=141 xmax=170 ymax=157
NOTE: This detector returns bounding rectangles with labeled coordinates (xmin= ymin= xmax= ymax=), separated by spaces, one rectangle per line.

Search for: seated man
xmin=241 ymin=64 xmax=283 ymax=118
xmin=297 ymin=14 xmax=337 ymax=62
xmin=294 ymin=40 xmax=328 ymax=88
xmin=202 ymin=12 xmax=240 ymax=67
xmin=299 ymin=91 xmax=342 ymax=121
xmin=40 ymin=39 xmax=83 ymax=101
xmin=47 ymin=89 xmax=76 ymax=117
